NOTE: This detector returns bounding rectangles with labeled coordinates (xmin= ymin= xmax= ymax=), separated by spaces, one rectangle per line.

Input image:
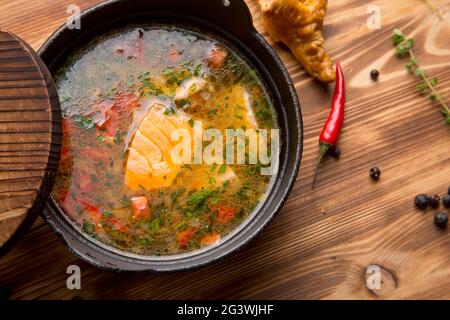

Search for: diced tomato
xmin=59 ymin=144 xmax=72 ymax=169
xmin=201 ymin=233 xmax=221 ymax=247
xmin=79 ymin=200 xmax=103 ymax=223
xmin=208 ymin=45 xmax=228 ymax=69
xmin=97 ymin=108 xmax=120 ymax=137
xmin=62 ymin=119 xmax=71 ymax=138
xmin=210 ymin=205 xmax=237 ymax=224
xmin=92 ymin=100 xmax=114 ymax=126
xmin=177 ymin=228 xmax=197 ymax=248
xmin=130 ymin=196 xmax=151 ymax=220
xmin=92 ymin=100 xmax=119 ymax=137
xmin=92 ymin=93 xmax=139 ymax=138
xmin=62 ymin=118 xmax=83 ymax=138
xmin=61 ymin=145 xmax=70 ymax=157
xmin=108 ymin=218 xmax=129 ymax=233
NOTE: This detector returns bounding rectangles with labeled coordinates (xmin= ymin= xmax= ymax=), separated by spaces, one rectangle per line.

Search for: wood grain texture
xmin=0 ymin=31 xmax=61 ymax=256
xmin=0 ymin=0 xmax=450 ymax=300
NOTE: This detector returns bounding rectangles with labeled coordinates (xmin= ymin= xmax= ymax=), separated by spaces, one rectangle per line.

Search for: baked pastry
xmin=259 ymin=0 xmax=336 ymax=83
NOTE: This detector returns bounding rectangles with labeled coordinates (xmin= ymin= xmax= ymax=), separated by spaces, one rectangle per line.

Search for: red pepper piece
xmin=98 ymin=109 xmax=120 ymax=137
xmin=312 ymin=63 xmax=345 ymax=189
xmin=94 ymin=92 xmax=140 ymax=137
xmin=177 ymin=228 xmax=197 ymax=248
xmin=108 ymin=218 xmax=129 ymax=233
xmin=62 ymin=118 xmax=83 ymax=138
xmin=210 ymin=205 xmax=237 ymax=224
xmin=79 ymin=200 xmax=103 ymax=223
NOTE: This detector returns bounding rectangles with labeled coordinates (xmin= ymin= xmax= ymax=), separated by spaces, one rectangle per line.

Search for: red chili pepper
xmin=312 ymin=63 xmax=345 ymax=189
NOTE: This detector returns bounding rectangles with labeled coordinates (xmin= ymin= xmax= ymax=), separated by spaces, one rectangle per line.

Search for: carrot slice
xmin=201 ymin=233 xmax=221 ymax=246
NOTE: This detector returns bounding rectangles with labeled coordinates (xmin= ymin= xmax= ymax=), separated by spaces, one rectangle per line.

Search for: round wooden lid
xmin=0 ymin=31 xmax=61 ymax=256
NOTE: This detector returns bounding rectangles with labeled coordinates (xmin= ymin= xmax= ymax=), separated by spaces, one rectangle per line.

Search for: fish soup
xmin=52 ymin=26 xmax=279 ymax=256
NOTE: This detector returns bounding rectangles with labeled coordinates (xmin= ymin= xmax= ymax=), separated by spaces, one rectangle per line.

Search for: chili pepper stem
xmin=312 ymin=143 xmax=331 ymax=189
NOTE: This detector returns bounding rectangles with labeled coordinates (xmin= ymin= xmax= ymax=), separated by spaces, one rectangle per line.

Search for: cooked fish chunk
xmin=174 ymin=77 xmax=207 ymax=101
xmin=125 ymin=103 xmax=192 ymax=190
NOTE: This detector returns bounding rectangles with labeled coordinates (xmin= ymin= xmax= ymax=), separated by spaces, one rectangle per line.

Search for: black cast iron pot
xmin=40 ymin=0 xmax=303 ymax=272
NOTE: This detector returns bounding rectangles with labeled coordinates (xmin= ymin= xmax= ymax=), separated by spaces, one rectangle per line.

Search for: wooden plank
xmin=0 ymin=0 xmax=449 ymax=300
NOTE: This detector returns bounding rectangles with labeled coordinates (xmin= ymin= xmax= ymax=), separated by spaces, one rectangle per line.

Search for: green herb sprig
xmin=393 ymin=29 xmax=450 ymax=124
xmin=73 ymin=115 xmax=95 ymax=130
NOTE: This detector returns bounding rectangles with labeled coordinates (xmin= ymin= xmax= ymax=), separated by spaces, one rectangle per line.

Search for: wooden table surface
xmin=1 ymin=0 xmax=450 ymax=300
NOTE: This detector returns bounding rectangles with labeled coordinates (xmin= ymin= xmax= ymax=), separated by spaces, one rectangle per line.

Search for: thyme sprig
xmin=393 ymin=29 xmax=450 ymax=124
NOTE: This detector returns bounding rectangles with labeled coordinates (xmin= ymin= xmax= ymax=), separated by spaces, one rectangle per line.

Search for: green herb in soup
xmin=52 ymin=27 xmax=278 ymax=255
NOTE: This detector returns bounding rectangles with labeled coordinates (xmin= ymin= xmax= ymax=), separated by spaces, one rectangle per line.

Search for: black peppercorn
xmin=443 ymin=195 xmax=450 ymax=209
xmin=369 ymin=167 xmax=381 ymax=181
xmin=370 ymin=69 xmax=379 ymax=81
xmin=434 ymin=212 xmax=448 ymax=229
xmin=415 ymin=194 xmax=429 ymax=210
xmin=428 ymin=194 xmax=440 ymax=209
xmin=330 ymin=146 xmax=341 ymax=159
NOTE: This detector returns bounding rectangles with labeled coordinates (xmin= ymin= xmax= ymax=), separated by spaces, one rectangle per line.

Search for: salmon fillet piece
xmin=125 ymin=103 xmax=192 ymax=190
xmin=125 ymin=87 xmax=250 ymax=192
